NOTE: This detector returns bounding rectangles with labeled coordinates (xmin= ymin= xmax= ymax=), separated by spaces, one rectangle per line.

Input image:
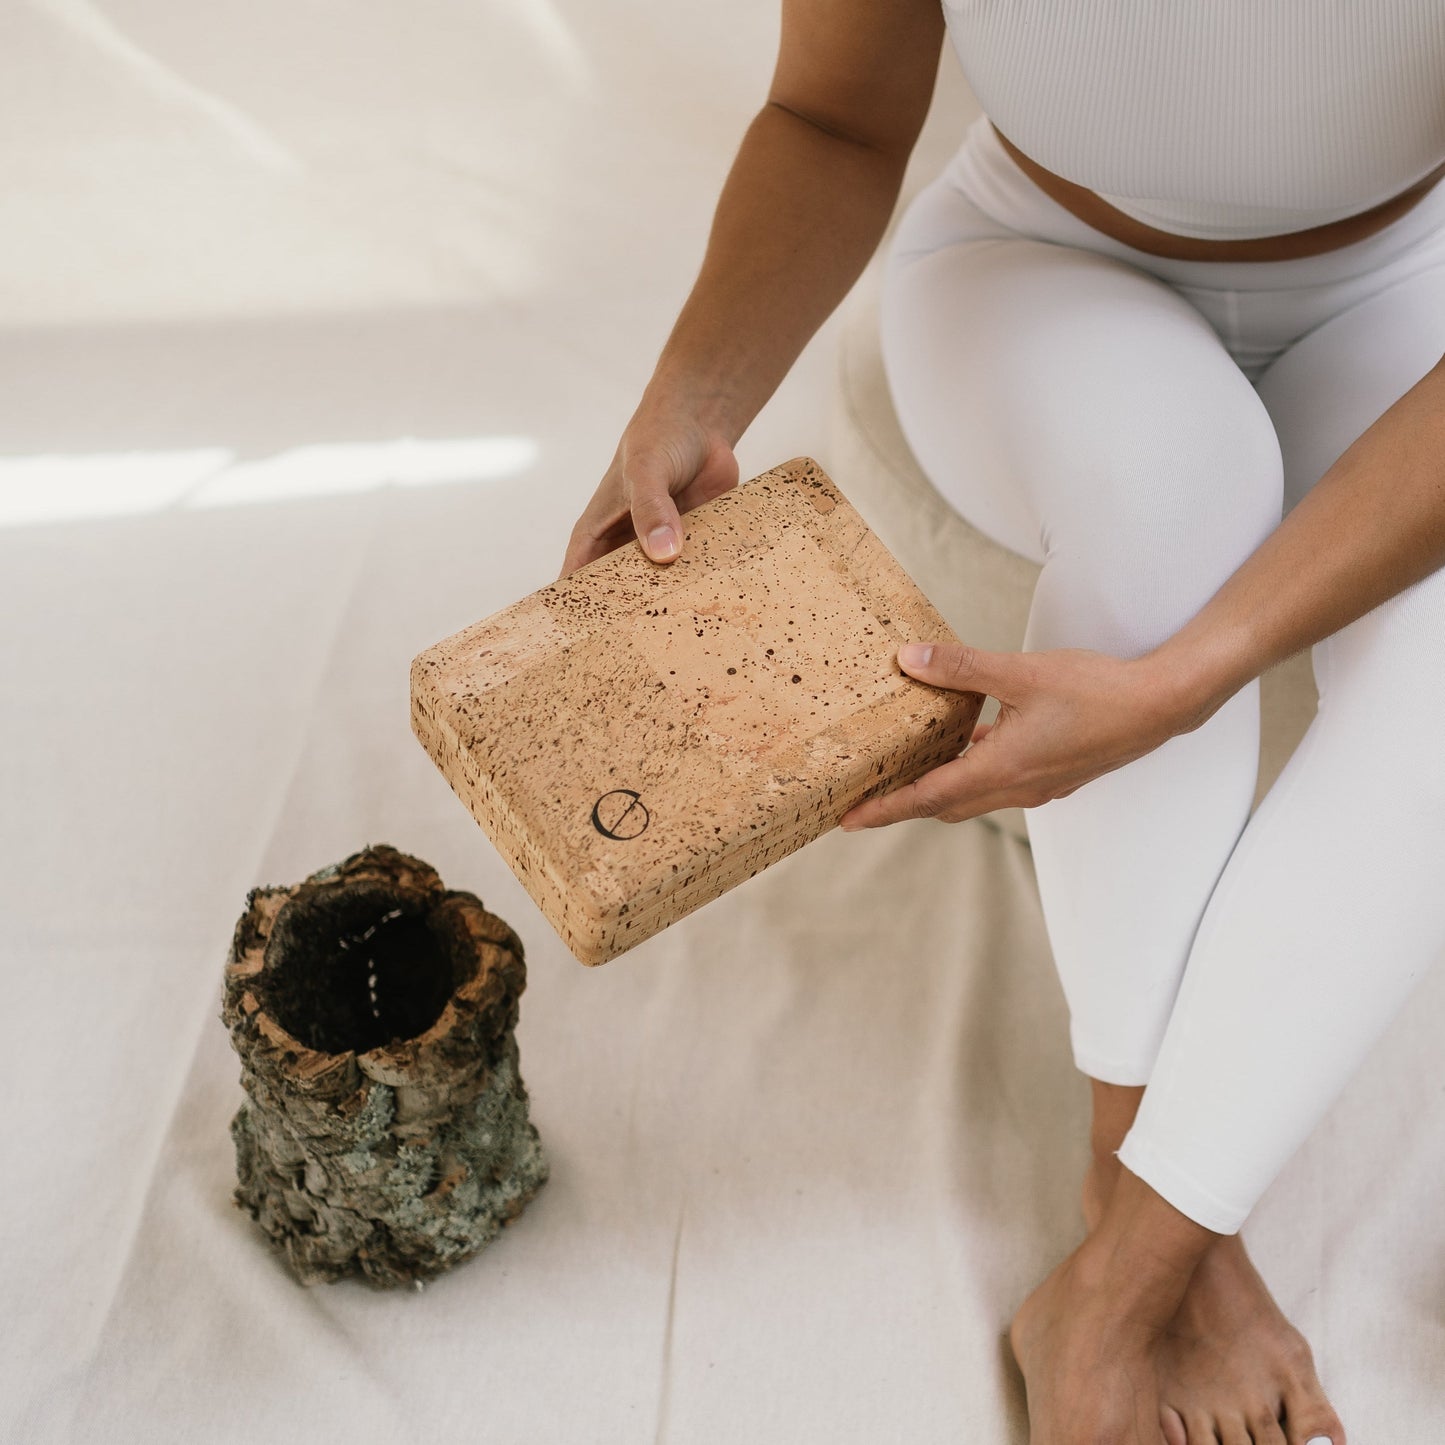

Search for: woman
xmin=558 ymin=3 xmax=1445 ymax=1442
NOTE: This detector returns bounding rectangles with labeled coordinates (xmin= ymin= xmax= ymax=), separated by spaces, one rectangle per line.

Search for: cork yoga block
xmin=411 ymin=457 xmax=983 ymax=965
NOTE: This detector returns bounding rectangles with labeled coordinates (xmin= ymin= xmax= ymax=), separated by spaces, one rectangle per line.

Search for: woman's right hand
xmin=557 ymin=404 xmax=740 ymax=579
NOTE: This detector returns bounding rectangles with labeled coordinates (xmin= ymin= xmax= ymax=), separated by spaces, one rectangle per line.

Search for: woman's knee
xmin=1023 ymin=394 xmax=1283 ymax=657
xmin=881 ymin=234 xmax=1286 ymax=655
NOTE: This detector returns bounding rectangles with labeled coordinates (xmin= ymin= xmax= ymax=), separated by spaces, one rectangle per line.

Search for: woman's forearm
xmin=642 ymin=101 xmax=915 ymax=441
xmin=1147 ymin=355 xmax=1445 ymax=729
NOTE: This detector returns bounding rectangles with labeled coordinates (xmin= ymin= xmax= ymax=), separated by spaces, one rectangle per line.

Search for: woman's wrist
xmin=1136 ymin=622 xmax=1261 ymax=736
xmin=635 ymin=370 xmax=748 ymax=448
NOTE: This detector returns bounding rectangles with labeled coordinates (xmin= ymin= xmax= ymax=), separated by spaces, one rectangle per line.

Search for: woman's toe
xmin=1159 ymin=1403 xmax=1189 ymax=1445
xmin=1215 ymin=1416 xmax=1253 ymax=1445
xmin=1179 ymin=1411 xmax=1222 ymax=1445
xmin=1248 ymin=1406 xmax=1288 ymax=1445
xmin=1281 ymin=1382 xmax=1345 ymax=1445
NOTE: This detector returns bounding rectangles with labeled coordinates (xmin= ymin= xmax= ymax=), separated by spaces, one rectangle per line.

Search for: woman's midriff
xmin=992 ymin=123 xmax=1445 ymax=261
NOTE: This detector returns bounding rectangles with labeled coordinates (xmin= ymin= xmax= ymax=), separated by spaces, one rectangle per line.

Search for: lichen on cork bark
xmin=220 ymin=843 xmax=548 ymax=1288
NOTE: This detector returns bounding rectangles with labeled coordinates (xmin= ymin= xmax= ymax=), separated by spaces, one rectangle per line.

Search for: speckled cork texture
xmin=410 ymin=457 xmax=983 ymax=965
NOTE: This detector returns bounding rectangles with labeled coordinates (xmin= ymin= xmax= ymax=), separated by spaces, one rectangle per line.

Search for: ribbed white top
xmin=940 ymin=0 xmax=1445 ymax=239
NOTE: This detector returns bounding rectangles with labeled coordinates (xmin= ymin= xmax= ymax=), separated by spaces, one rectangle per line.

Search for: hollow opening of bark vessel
xmin=265 ymin=884 xmax=457 ymax=1055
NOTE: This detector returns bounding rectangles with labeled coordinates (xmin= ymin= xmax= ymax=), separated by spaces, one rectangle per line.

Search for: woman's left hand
xmin=837 ymin=639 xmax=1199 ymax=830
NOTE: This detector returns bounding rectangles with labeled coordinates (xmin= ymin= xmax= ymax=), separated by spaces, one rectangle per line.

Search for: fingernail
xmin=646 ymin=525 xmax=678 ymax=560
xmin=1305 ymin=1438 xmax=1334 ymax=1445
xmin=899 ymin=643 xmax=933 ymax=668
xmin=838 ymin=817 xmax=860 ymax=831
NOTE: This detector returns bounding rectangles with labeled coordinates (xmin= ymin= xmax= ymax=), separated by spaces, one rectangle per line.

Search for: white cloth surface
xmin=1 ymin=4 xmax=1442 ymax=1441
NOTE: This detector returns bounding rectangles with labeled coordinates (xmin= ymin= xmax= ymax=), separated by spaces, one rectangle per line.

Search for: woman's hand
xmin=838 ymin=639 xmax=1197 ymax=829
xmin=558 ymin=403 xmax=740 ymax=579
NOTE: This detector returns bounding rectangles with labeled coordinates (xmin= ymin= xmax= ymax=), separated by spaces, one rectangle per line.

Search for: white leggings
xmin=881 ymin=115 xmax=1445 ymax=1234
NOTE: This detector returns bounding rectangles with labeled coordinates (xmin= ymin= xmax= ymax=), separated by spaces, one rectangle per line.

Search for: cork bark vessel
xmin=411 ymin=457 xmax=983 ymax=966
xmin=220 ymin=844 xmax=548 ymax=1288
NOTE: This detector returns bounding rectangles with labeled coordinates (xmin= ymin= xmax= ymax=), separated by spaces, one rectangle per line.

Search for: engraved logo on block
xmin=591 ymin=789 xmax=651 ymax=840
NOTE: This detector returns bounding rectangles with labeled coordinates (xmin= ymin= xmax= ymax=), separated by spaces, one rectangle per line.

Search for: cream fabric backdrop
xmin=1 ymin=3 xmax=1441 ymax=1440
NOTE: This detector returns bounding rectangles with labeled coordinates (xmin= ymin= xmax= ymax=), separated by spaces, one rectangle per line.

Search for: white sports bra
xmin=939 ymin=0 xmax=1445 ymax=239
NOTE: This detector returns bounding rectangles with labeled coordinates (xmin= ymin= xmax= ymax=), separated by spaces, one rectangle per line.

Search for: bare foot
xmin=1008 ymin=1237 xmax=1170 ymax=1445
xmin=1008 ymin=1167 xmax=1220 ymax=1445
xmin=1084 ymin=1159 xmax=1346 ymax=1445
